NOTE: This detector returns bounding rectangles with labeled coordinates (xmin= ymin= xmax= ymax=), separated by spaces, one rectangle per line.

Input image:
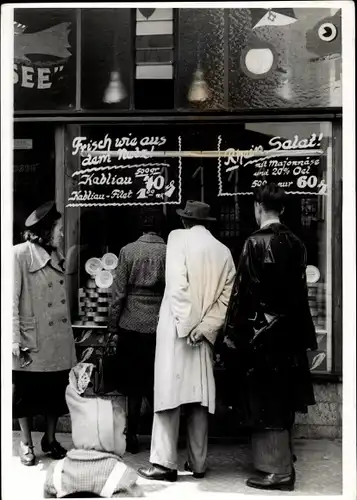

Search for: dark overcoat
xmin=223 ymin=222 xmax=317 ymax=430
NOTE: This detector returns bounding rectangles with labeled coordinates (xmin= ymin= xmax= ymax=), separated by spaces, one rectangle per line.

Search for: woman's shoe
xmin=41 ymin=436 xmax=67 ymax=459
xmin=126 ymin=434 xmax=139 ymax=454
xmin=19 ymin=442 xmax=36 ymax=466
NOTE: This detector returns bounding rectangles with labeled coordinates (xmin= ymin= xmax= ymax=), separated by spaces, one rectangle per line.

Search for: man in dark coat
xmin=224 ymin=183 xmax=317 ymax=491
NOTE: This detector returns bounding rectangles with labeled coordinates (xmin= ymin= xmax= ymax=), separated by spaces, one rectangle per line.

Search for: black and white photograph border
xmin=1 ymin=1 xmax=356 ymax=499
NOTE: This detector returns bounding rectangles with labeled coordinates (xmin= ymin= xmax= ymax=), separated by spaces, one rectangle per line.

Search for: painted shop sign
xmin=67 ymin=133 xmax=182 ymax=207
xmin=14 ymin=21 xmax=72 ymax=89
xmin=217 ymin=133 xmax=327 ymax=196
xmin=13 ymin=12 xmax=76 ymax=110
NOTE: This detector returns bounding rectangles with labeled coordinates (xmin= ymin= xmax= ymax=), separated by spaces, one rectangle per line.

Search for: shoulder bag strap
xmin=100 ymin=461 xmax=126 ymax=498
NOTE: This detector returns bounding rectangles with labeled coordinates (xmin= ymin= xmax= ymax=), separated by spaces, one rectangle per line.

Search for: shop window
xmin=214 ymin=121 xmax=334 ymax=372
xmin=228 ymin=8 xmax=341 ymax=109
xmin=14 ymin=9 xmax=77 ymax=111
xmin=61 ymin=121 xmax=337 ymax=374
xmin=134 ymin=8 xmax=175 ymax=109
xmin=13 ymin=124 xmax=56 ymax=244
xmin=177 ymin=8 xmax=225 ymax=110
xmin=177 ymin=8 xmax=341 ymax=110
xmin=81 ymin=9 xmax=132 ymax=110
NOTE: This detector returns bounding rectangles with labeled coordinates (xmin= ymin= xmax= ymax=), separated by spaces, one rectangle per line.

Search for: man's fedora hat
xmin=176 ymin=200 xmax=216 ymax=221
xmin=25 ymin=201 xmax=61 ymax=228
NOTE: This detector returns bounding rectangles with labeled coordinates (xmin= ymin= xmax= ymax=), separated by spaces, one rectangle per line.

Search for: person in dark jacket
xmin=108 ymin=209 xmax=166 ymax=454
xmin=224 ymin=184 xmax=317 ymax=492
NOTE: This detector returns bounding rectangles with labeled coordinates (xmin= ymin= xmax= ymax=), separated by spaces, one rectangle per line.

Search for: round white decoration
xmin=318 ymin=22 xmax=337 ymax=42
xmin=245 ymin=48 xmax=274 ymax=75
xmin=306 ymin=265 xmax=321 ymax=284
xmin=95 ymin=270 xmax=114 ymax=289
xmin=102 ymin=253 xmax=118 ymax=270
xmin=240 ymin=41 xmax=277 ymax=80
xmin=85 ymin=258 xmax=103 ymax=276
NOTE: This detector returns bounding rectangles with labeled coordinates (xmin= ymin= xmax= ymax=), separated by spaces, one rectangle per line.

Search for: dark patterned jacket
xmin=109 ymin=234 xmax=166 ymax=334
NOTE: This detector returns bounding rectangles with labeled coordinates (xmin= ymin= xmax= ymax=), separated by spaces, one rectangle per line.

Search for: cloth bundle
xmin=44 ymin=363 xmax=141 ymax=498
xmin=44 ymin=449 xmax=141 ymax=498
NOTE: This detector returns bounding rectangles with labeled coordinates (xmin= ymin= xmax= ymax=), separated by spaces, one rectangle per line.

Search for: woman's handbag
xmin=96 ymin=332 xmax=118 ymax=395
xmin=79 ymin=332 xmax=118 ymax=396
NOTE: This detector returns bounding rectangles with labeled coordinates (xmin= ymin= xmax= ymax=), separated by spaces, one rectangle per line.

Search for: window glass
xmin=14 ymin=9 xmax=77 ymax=110
xmin=63 ymin=121 xmax=334 ymax=372
xmin=13 ymin=124 xmax=56 ymax=244
xmin=213 ymin=122 xmax=333 ymax=372
xmin=177 ymin=8 xmax=341 ymax=109
xmin=81 ymin=9 xmax=132 ymax=110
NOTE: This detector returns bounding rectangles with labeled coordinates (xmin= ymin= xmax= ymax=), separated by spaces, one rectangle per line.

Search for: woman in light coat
xmin=12 ymin=201 xmax=77 ymax=466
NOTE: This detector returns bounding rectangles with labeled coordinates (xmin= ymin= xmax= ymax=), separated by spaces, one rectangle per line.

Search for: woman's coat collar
xmin=27 ymin=241 xmax=65 ymax=273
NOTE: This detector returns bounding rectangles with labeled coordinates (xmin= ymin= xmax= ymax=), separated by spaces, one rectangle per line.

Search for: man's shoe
xmin=41 ymin=436 xmax=67 ymax=459
xmin=19 ymin=442 xmax=36 ymax=466
xmin=138 ymin=465 xmax=177 ymax=482
xmin=246 ymin=470 xmax=295 ymax=491
xmin=184 ymin=461 xmax=205 ymax=479
xmin=126 ymin=434 xmax=139 ymax=454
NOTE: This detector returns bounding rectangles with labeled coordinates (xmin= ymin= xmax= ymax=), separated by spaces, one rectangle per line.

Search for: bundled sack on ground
xmin=44 ymin=363 xmax=142 ymax=498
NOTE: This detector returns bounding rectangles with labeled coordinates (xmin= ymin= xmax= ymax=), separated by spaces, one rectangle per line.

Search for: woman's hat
xmin=176 ymin=200 xmax=216 ymax=221
xmin=25 ymin=201 xmax=61 ymax=228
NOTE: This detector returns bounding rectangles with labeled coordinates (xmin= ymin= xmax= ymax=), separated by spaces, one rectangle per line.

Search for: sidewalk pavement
xmin=8 ymin=432 xmax=342 ymax=498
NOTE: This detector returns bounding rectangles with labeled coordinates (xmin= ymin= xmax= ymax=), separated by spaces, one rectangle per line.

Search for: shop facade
xmin=13 ymin=7 xmax=342 ymax=437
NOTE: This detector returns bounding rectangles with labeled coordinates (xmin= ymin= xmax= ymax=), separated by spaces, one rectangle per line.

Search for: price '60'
xmin=297 ymin=175 xmax=318 ymax=189
xmin=297 ymin=175 xmax=327 ymax=194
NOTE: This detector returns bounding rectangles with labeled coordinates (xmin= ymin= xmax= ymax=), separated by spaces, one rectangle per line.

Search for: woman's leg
xmin=19 ymin=417 xmax=33 ymax=446
xmin=18 ymin=417 xmax=35 ymax=465
xmin=42 ymin=413 xmax=67 ymax=458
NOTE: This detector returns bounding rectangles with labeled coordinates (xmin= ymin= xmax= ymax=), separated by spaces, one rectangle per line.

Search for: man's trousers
xmin=251 ymin=428 xmax=294 ymax=475
xmin=150 ymin=403 xmax=208 ymax=473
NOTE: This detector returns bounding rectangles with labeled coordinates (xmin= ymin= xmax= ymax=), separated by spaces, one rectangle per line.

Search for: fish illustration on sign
xmin=305 ymin=9 xmax=341 ymax=102
xmin=306 ymin=10 xmax=341 ymax=58
xmin=14 ymin=22 xmax=72 ymax=63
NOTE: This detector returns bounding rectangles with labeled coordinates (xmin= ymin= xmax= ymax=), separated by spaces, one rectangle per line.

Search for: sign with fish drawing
xmin=14 ymin=9 xmax=76 ymax=110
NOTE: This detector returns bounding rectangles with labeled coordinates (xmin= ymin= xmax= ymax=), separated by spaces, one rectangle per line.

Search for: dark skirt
xmin=116 ymin=328 xmax=156 ymax=398
xmin=12 ymin=370 xmax=70 ymax=418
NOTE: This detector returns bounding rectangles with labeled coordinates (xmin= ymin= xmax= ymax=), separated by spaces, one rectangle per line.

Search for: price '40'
xmin=137 ymin=175 xmax=166 ymax=199
xmin=144 ymin=175 xmax=165 ymax=191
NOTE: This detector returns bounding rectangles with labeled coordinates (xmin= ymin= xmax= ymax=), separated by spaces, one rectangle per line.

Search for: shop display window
xmin=14 ymin=9 xmax=77 ymax=110
xmin=13 ymin=124 xmax=56 ymax=244
xmin=61 ymin=121 xmax=337 ymax=373
xmin=177 ymin=8 xmax=341 ymax=110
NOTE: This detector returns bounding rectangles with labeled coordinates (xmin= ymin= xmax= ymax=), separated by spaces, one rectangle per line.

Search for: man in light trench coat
xmin=138 ymin=200 xmax=236 ymax=482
